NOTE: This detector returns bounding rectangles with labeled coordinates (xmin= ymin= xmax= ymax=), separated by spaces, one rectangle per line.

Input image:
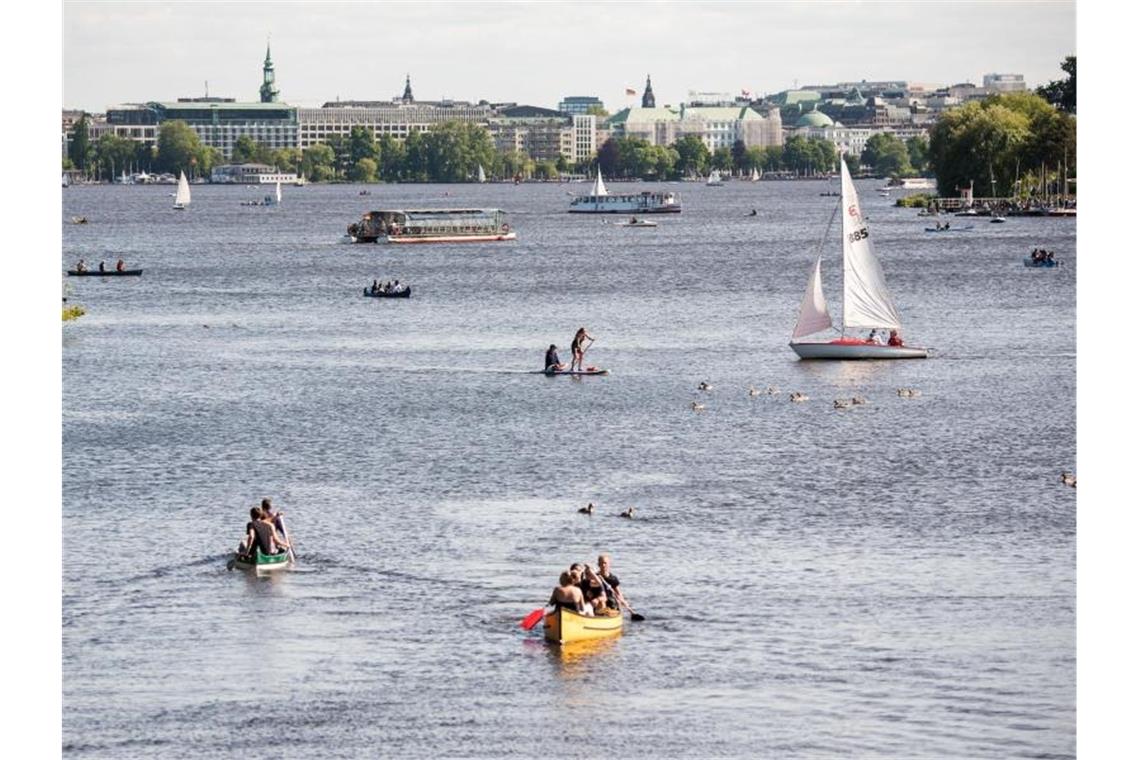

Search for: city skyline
xmin=63 ymin=1 xmax=1075 ymax=112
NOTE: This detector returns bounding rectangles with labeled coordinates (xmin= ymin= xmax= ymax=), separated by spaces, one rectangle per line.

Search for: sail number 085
xmin=847 ymin=227 xmax=869 ymax=243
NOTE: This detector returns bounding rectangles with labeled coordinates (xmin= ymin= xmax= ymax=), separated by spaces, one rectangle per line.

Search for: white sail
xmin=750 ymin=167 xmax=760 ymax=182
xmin=275 ymin=180 xmax=282 ymax=204
xmin=792 ymin=256 xmax=834 ymax=339
xmin=591 ymin=168 xmax=608 ymax=197
xmin=477 ymin=164 xmax=486 ymax=183
xmin=62 ymin=173 xmax=70 ymax=187
xmin=706 ymin=170 xmax=722 ymax=186
xmin=173 ymin=171 xmax=191 ymax=208
xmin=840 ymin=160 xmax=901 ymax=330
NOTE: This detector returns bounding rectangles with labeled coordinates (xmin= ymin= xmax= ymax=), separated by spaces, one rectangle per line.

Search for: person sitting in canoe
xmin=595 ymin=554 xmax=629 ymax=612
xmin=115 ymin=259 xmax=125 ymax=272
xmin=98 ymin=260 xmax=106 ymax=273
xmin=244 ymin=506 xmax=290 ymax=557
xmin=544 ymin=344 xmax=566 ymax=372
xmin=549 ymin=571 xmax=589 ymax=615
xmin=570 ymin=327 xmax=594 ymax=372
xmin=260 ymin=498 xmax=287 ymax=536
xmin=370 ymin=279 xmax=379 ymax=294
xmin=572 ymin=563 xmax=608 ymax=611
xmin=888 ymin=330 xmax=904 ymax=347
xmin=75 ymin=259 xmax=87 ymax=273
xmin=391 ymin=279 xmax=402 ymax=293
xmin=630 ymin=216 xmax=639 ymax=224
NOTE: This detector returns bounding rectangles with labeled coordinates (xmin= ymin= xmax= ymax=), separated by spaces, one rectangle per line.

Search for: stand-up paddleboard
xmin=530 ymin=368 xmax=610 ymax=376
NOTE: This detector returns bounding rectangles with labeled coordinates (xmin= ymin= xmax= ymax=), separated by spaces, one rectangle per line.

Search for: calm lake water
xmin=62 ymin=180 xmax=1076 ymax=758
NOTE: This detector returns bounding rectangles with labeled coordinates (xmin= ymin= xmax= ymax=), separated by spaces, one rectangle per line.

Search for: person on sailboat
xmin=570 ymin=328 xmax=594 ymax=372
xmin=866 ymin=329 xmax=884 ymax=345
xmin=544 ymin=344 xmax=566 ymax=372
xmin=888 ymin=330 xmax=904 ymax=347
xmin=116 ymin=259 xmax=125 ymax=272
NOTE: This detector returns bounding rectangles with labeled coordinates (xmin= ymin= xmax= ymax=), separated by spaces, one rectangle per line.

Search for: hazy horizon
xmin=64 ymin=1 xmax=1075 ymax=112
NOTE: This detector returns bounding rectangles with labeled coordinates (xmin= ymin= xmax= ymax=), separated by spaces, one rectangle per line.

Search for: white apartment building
xmin=297 ymin=102 xmax=495 ymax=149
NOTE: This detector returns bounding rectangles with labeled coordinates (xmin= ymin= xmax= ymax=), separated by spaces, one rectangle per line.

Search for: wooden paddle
xmin=520 ymin=607 xmax=546 ymax=630
xmin=590 ymin=566 xmax=644 ymax=622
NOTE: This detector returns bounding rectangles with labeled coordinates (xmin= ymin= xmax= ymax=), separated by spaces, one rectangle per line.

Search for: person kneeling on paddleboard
xmin=545 ymin=344 xmax=566 ymax=372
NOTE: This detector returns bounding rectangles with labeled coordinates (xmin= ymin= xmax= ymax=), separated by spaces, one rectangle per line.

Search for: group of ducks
xmin=689 ymin=382 xmax=924 ymax=411
xmin=577 ymin=502 xmax=635 ymax=519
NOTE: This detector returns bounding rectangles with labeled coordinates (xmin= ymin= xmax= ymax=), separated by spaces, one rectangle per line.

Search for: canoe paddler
xmin=544 ymin=344 xmax=566 ymax=372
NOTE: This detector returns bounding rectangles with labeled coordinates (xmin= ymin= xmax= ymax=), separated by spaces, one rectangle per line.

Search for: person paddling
xmin=570 ymin=327 xmax=594 ymax=372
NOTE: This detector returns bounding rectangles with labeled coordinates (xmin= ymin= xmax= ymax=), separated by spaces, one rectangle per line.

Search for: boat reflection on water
xmin=548 ymin=637 xmax=621 ymax=678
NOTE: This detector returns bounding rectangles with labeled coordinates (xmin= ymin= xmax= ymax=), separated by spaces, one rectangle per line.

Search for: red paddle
xmin=520 ymin=607 xmax=546 ymax=630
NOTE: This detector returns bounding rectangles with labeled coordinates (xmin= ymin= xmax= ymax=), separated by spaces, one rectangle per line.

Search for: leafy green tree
xmin=906 ymin=136 xmax=929 ymax=174
xmin=324 ymin=134 xmax=354 ymax=178
xmin=760 ymin=145 xmax=784 ymax=172
xmin=585 ymin=105 xmax=610 ymax=119
xmin=731 ymin=139 xmax=748 ymax=172
xmin=843 ymin=152 xmax=861 ymax=174
xmin=928 ymin=100 xmax=1031 ymax=197
xmin=744 ymin=146 xmax=765 ymax=174
xmin=301 ymin=144 xmax=335 ymax=181
xmin=861 ymin=133 xmax=912 ymax=177
xmin=231 ymin=135 xmax=259 ymax=164
xmin=534 ymin=160 xmax=559 ymax=180
xmin=272 ymin=148 xmax=302 ymax=174
xmin=156 ymin=121 xmax=205 ymax=175
xmin=597 ymin=138 xmax=620 ymax=177
xmin=68 ymin=115 xmax=92 ymax=172
xmin=348 ymin=157 xmax=378 ymax=182
xmin=377 ymin=134 xmax=405 ymax=181
xmin=672 ymin=135 xmax=710 ymax=177
xmin=711 ymin=147 xmax=734 ymax=171
xmin=349 ymin=126 xmax=379 ymax=164
xmin=1036 ymin=56 xmax=1076 ymax=114
xmin=94 ymin=134 xmax=136 ymax=181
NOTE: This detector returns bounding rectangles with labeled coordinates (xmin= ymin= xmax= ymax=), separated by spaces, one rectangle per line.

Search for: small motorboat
xmin=616 ymin=218 xmax=657 ymax=228
xmin=991 ymin=216 xmax=1007 ymax=223
xmin=364 ymin=286 xmax=411 ymax=298
xmin=67 ymin=268 xmax=143 ymax=277
xmin=71 ymin=216 xmax=89 ymax=224
xmin=956 ymin=208 xmax=979 ymax=217
xmin=232 ymin=548 xmax=292 ymax=575
xmin=543 ymin=606 xmax=623 ymax=644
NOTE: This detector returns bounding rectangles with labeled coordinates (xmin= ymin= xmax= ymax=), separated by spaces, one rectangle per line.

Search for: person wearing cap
xmin=544 ymin=344 xmax=566 ymax=372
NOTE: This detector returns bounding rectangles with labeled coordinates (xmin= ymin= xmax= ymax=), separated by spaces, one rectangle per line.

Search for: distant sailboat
xmin=62 ymin=173 xmax=70 ymax=188
xmin=750 ymin=167 xmax=761 ymax=182
xmin=173 ymin=171 xmax=191 ymax=210
xmin=788 ymin=160 xmax=928 ymax=359
xmin=706 ymin=170 xmax=724 ymax=186
xmin=591 ymin=168 xmax=608 ymax=197
xmin=477 ymin=164 xmax=487 ymax=183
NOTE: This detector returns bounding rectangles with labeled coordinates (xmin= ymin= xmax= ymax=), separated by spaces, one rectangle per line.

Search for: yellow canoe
xmin=543 ymin=606 xmax=623 ymax=644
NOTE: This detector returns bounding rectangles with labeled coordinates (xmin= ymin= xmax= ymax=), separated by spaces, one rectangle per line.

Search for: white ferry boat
xmin=347 ymin=208 xmax=515 ymax=244
xmin=568 ymin=170 xmax=681 ymax=214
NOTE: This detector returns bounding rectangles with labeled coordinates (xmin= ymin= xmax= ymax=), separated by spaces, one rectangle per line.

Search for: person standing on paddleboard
xmin=570 ymin=327 xmax=594 ymax=372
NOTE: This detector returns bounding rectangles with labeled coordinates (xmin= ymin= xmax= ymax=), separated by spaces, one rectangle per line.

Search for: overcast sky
xmin=63 ymin=1 xmax=1075 ymax=112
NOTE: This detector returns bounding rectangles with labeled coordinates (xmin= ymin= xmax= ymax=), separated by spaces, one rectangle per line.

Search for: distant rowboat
xmin=67 ymin=269 xmax=143 ymax=277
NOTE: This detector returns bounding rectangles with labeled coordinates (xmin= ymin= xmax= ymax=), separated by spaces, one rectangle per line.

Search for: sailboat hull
xmin=790 ymin=340 xmax=928 ymax=360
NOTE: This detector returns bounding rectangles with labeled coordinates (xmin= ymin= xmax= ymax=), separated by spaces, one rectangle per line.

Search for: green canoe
xmin=233 ymin=547 xmax=292 ymax=574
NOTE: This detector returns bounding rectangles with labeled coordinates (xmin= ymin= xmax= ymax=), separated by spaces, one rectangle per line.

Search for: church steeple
xmin=259 ymin=40 xmax=279 ymax=103
xmin=641 ymin=74 xmax=655 ymax=108
xmin=401 ymin=74 xmax=414 ymax=104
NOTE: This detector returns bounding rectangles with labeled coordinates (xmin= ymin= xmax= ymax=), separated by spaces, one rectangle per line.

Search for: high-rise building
xmin=982 ymin=73 xmax=1026 ymax=92
xmin=558 ymin=96 xmax=604 ymax=115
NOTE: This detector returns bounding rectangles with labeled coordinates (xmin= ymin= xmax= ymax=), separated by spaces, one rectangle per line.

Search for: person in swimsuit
xmin=549 ymin=571 xmax=588 ymax=614
xmin=116 ymin=259 xmax=125 ymax=272
xmin=570 ymin=327 xmax=594 ymax=372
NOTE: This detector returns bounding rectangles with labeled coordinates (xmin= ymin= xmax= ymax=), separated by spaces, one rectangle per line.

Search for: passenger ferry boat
xmin=347 ymin=208 xmax=516 ymax=244
xmin=568 ymin=170 xmax=681 ymax=214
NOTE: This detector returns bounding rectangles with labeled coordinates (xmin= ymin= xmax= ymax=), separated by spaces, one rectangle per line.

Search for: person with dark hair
xmin=570 ymin=327 xmax=594 ymax=372
xmin=549 ymin=571 xmax=588 ymax=614
xmin=544 ymin=344 xmax=566 ymax=372
xmin=888 ymin=330 xmax=904 ymax=347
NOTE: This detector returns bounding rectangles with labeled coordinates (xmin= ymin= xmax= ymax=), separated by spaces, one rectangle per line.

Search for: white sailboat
xmin=590 ymin=168 xmax=608 ymax=197
xmin=173 ymin=171 xmax=191 ymax=210
xmin=477 ymin=164 xmax=487 ymax=183
xmin=62 ymin=172 xmax=70 ymax=188
xmin=264 ymin=180 xmax=281 ymax=206
xmin=789 ymin=160 xmax=928 ymax=359
xmin=706 ymin=169 xmax=723 ymax=186
xmin=750 ymin=167 xmax=761 ymax=182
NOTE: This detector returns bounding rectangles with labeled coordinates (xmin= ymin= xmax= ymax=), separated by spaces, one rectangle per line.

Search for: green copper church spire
xmin=260 ymin=39 xmax=279 ymax=103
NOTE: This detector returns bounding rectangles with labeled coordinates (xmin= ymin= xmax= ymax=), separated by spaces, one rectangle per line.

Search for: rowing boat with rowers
xmin=67 ymin=269 xmax=143 ymax=277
